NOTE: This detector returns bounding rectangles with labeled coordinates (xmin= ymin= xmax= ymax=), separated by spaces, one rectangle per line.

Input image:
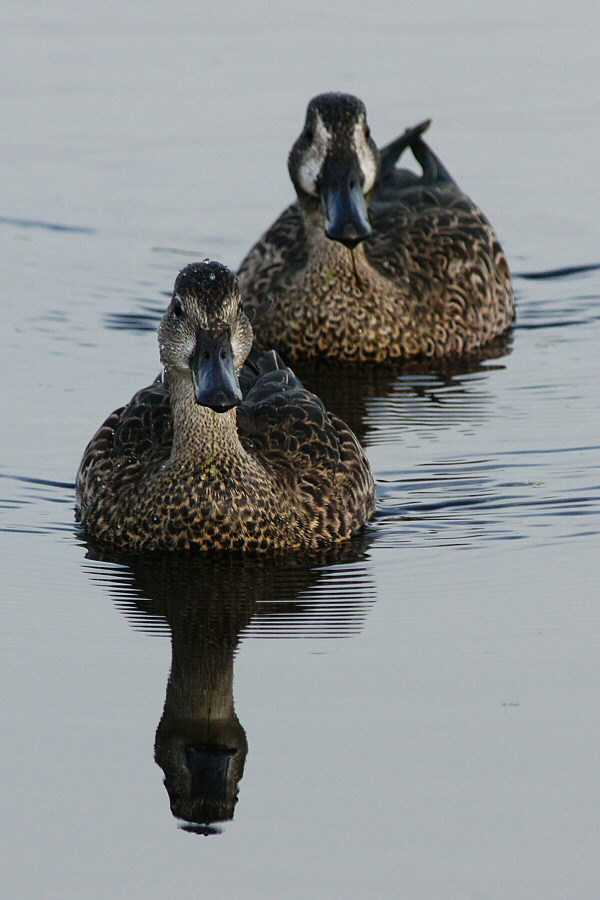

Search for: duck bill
xmin=191 ymin=331 xmax=242 ymax=412
xmin=321 ymin=158 xmax=372 ymax=249
xmin=186 ymin=744 xmax=236 ymax=800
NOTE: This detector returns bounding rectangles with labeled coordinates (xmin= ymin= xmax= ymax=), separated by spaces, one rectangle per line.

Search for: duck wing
xmin=76 ymin=374 xmax=173 ymax=515
xmin=239 ymin=349 xmax=375 ymax=532
xmin=238 ymin=347 xmax=340 ymax=477
xmin=238 ymin=346 xmax=374 ymax=521
xmin=366 ymin=182 xmax=509 ymax=313
xmin=369 ymin=123 xmax=513 ymax=322
xmin=111 ymin=373 xmax=173 ymax=457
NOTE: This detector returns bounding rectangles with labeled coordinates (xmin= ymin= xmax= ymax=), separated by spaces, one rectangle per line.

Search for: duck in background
xmin=76 ymin=260 xmax=375 ymax=552
xmin=238 ymin=92 xmax=514 ymax=362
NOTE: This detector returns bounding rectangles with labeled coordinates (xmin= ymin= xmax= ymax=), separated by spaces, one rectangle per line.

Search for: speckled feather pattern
xmin=237 ymin=101 xmax=514 ymax=362
xmin=76 ymin=350 xmax=375 ymax=553
xmin=238 ymin=190 xmax=513 ymax=361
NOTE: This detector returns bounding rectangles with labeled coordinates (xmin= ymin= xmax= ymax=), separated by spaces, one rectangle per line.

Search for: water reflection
xmin=292 ymin=331 xmax=512 ymax=446
xmin=82 ymin=538 xmax=375 ymax=833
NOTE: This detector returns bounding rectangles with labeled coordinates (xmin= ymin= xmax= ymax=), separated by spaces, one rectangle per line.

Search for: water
xmin=2 ymin=3 xmax=599 ymax=898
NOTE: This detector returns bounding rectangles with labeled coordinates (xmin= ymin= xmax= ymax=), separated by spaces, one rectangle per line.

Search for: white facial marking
xmin=353 ymin=121 xmax=377 ymax=193
xmin=230 ymin=328 xmax=245 ymax=367
xmin=297 ymin=113 xmax=331 ymax=196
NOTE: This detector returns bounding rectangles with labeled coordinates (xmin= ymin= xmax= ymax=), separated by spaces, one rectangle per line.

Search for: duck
xmin=237 ymin=92 xmax=515 ymax=362
xmin=75 ymin=261 xmax=375 ymax=552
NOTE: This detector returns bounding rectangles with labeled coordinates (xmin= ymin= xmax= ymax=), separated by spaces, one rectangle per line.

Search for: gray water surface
xmin=2 ymin=3 xmax=599 ymax=899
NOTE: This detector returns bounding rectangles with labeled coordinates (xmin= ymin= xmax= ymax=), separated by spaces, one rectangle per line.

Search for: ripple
xmin=515 ymin=265 xmax=600 ymax=332
xmin=0 ymin=473 xmax=75 ymax=535
xmin=373 ymin=445 xmax=600 ymax=548
xmin=515 ymin=262 xmax=600 ymax=280
xmin=103 ymin=297 xmax=168 ymax=332
xmin=0 ymin=215 xmax=95 ymax=234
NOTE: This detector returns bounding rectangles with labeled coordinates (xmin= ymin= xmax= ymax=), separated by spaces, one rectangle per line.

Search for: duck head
xmin=288 ymin=92 xmax=380 ymax=249
xmin=158 ymin=261 xmax=252 ymax=412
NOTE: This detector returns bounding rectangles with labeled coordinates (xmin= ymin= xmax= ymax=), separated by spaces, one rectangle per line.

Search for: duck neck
xmin=165 ymin=621 xmax=236 ymax=721
xmin=168 ymin=373 xmax=243 ymax=466
xmin=299 ymin=199 xmax=373 ymax=281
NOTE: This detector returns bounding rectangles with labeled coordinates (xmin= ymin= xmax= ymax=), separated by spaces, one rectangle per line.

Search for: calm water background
xmin=2 ymin=3 xmax=599 ymax=898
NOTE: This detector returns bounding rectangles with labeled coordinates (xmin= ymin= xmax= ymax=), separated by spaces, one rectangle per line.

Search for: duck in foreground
xmin=238 ymin=92 xmax=515 ymax=362
xmin=76 ymin=261 xmax=375 ymax=552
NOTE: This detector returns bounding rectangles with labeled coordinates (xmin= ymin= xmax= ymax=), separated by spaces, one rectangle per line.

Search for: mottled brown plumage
xmin=76 ymin=261 xmax=375 ymax=552
xmin=238 ymin=93 xmax=514 ymax=362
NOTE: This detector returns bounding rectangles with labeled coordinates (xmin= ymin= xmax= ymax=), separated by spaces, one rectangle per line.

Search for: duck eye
xmin=305 ymin=126 xmax=314 ymax=142
xmin=173 ymin=298 xmax=184 ymax=318
xmin=365 ymin=125 xmax=371 ymax=140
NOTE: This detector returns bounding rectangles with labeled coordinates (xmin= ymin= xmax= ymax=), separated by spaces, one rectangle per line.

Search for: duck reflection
xmin=82 ymin=537 xmax=374 ymax=834
xmin=290 ymin=330 xmax=513 ymax=446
